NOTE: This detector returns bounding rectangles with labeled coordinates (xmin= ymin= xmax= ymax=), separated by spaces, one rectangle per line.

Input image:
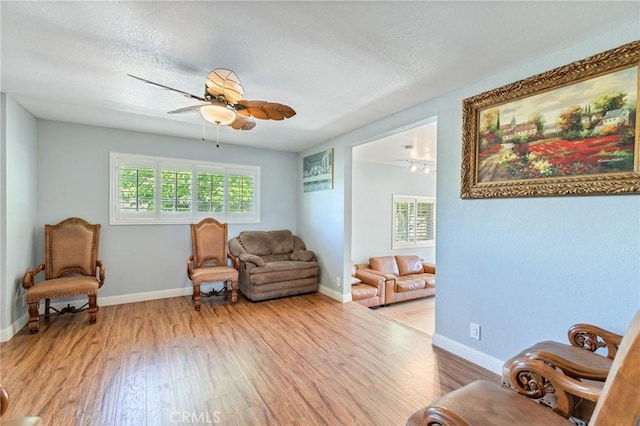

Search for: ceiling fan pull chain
xmin=202 ymin=118 xmax=206 ymax=141
xmin=216 ymin=124 xmax=220 ymax=148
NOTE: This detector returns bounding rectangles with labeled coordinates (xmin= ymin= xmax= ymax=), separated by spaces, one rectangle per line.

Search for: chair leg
xmin=44 ymin=298 xmax=51 ymax=319
xmin=230 ymin=280 xmax=238 ymax=303
xmin=193 ymin=284 xmax=201 ymax=311
xmin=27 ymin=301 xmax=40 ymax=334
xmin=88 ymin=294 xmax=97 ymax=324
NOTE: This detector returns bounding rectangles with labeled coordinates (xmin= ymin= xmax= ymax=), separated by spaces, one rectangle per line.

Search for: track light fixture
xmin=407 ymin=159 xmax=432 ymax=173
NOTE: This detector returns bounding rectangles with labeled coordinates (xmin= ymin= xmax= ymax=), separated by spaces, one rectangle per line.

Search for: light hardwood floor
xmin=375 ymin=297 xmax=435 ymax=336
xmin=0 ymin=293 xmax=497 ymax=425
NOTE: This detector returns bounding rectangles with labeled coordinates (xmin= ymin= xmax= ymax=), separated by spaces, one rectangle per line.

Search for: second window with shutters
xmin=392 ymin=195 xmax=435 ymax=249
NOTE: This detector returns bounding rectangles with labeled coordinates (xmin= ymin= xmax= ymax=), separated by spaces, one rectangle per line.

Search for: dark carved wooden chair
xmin=407 ymin=309 xmax=640 ymax=426
xmin=501 ymin=321 xmax=623 ymax=424
xmin=187 ymin=218 xmax=238 ymax=310
xmin=0 ymin=384 xmax=42 ymax=425
xmin=22 ymin=217 xmax=105 ymax=334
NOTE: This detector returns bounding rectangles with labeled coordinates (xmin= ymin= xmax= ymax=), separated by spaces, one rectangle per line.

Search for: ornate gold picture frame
xmin=461 ymin=40 xmax=640 ymax=199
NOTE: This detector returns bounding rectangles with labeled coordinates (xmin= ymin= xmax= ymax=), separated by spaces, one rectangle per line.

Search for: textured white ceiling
xmin=2 ymin=1 xmax=638 ymax=156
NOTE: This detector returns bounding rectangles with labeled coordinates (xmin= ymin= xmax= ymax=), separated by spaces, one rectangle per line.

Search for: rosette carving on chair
xmin=508 ymin=358 xmax=598 ymax=418
xmin=512 ymin=367 xmax=554 ymax=400
xmin=568 ymin=323 xmax=622 ymax=359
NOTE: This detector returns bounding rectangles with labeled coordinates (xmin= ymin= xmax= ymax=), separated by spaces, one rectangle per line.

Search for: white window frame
xmin=110 ymin=152 xmax=260 ymax=225
xmin=392 ymin=194 xmax=436 ymax=249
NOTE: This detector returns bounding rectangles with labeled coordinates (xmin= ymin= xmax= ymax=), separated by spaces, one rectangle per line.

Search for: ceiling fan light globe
xmin=200 ymin=104 xmax=237 ymax=125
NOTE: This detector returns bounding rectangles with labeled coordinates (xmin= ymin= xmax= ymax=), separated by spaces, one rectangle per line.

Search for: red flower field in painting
xmin=528 ymin=134 xmax=633 ymax=176
xmin=478 ymin=132 xmax=635 ymax=182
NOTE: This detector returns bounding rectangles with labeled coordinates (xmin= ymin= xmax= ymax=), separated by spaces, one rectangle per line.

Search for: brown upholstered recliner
xmin=22 ymin=217 xmax=105 ymax=334
xmin=187 ymin=218 xmax=238 ymax=310
xmin=351 ymin=263 xmax=385 ymax=307
xmin=228 ymin=230 xmax=319 ymax=301
xmin=360 ymin=255 xmax=435 ymax=305
xmin=501 ymin=321 xmax=622 ymax=424
xmin=407 ymin=309 xmax=640 ymax=426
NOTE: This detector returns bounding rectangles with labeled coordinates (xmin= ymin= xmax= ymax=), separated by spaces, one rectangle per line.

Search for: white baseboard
xmin=432 ymin=333 xmax=504 ymax=375
xmin=0 ymin=313 xmax=28 ymax=343
xmin=319 ymin=285 xmax=351 ymax=302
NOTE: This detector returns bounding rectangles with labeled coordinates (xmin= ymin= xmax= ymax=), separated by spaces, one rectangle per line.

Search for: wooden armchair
xmin=187 ymin=218 xmax=238 ymax=310
xmin=501 ymin=321 xmax=623 ymax=423
xmin=22 ymin=217 xmax=105 ymax=334
xmin=407 ymin=309 xmax=640 ymax=426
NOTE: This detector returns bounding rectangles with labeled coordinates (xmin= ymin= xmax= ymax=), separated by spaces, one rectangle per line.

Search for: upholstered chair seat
xmin=25 ymin=277 xmax=99 ymax=302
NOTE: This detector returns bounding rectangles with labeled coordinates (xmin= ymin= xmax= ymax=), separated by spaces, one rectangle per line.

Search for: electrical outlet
xmin=336 ymin=277 xmax=341 ymax=288
xmin=470 ymin=323 xmax=481 ymax=340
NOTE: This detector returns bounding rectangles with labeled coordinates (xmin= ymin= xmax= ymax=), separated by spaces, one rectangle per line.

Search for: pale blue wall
xmin=351 ymin=160 xmax=436 ymax=264
xmin=433 ymin=30 xmax=640 ymax=363
xmin=1 ymin=95 xmax=38 ymax=333
xmin=36 ymin=120 xmax=298 ymax=299
xmin=300 ymin=24 xmax=640 ymax=364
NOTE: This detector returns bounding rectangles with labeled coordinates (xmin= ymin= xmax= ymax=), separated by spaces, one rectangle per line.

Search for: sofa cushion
xmin=396 ymin=255 xmax=423 ymax=276
xmin=238 ymin=231 xmax=272 ymax=256
xmin=268 ymin=230 xmax=294 ymax=254
xmin=396 ymin=277 xmax=426 ymax=292
xmin=369 ymin=256 xmax=400 ymax=276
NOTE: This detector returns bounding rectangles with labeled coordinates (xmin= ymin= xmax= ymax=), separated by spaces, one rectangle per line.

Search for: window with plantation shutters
xmin=196 ymin=167 xmax=225 ymax=213
xmin=110 ymin=152 xmax=260 ymax=225
xmin=228 ymin=169 xmax=256 ymax=217
xmin=392 ymin=195 xmax=435 ymax=249
xmin=161 ymin=165 xmax=192 ymax=214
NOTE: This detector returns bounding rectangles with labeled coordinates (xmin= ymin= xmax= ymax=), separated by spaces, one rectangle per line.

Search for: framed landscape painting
xmin=461 ymin=40 xmax=640 ymax=199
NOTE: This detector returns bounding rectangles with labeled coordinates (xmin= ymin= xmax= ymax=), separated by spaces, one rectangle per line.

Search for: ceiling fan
xmin=128 ymin=69 xmax=296 ymax=132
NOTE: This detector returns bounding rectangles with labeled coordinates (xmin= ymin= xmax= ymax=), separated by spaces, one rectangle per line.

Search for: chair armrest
xmin=228 ymin=253 xmax=239 ymax=269
xmin=526 ymin=349 xmax=609 ymax=381
xmin=354 ymin=269 xmax=385 ymax=287
xmin=290 ymin=250 xmax=315 ymax=262
xmin=509 ymin=357 xmax=602 ymax=419
xmin=22 ymin=264 xmax=45 ymax=289
xmin=421 ymin=262 xmax=436 ymax=274
xmin=568 ymin=323 xmax=623 ymax=359
xmin=238 ymin=253 xmax=265 ymax=267
xmin=96 ymin=260 xmax=105 ymax=288
xmin=187 ymin=255 xmax=194 ymax=279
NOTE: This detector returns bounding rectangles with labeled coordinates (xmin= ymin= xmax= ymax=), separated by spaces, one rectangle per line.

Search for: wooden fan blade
xmin=236 ymin=100 xmax=296 ymax=121
xmin=128 ymin=74 xmax=206 ymax=102
xmin=167 ymin=104 xmax=206 ymax=114
xmin=230 ymin=115 xmax=256 ymax=131
xmin=205 ymin=68 xmax=244 ymax=104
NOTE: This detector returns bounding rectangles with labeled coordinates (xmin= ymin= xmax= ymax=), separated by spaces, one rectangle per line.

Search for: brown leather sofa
xmin=351 ymin=264 xmax=385 ymax=307
xmin=228 ymin=230 xmax=319 ymax=301
xmin=358 ymin=255 xmax=435 ymax=305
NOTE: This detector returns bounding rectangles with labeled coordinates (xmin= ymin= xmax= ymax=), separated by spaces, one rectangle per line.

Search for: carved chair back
xmin=190 ymin=218 xmax=228 ymax=268
xmin=45 ymin=217 xmax=101 ymax=279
